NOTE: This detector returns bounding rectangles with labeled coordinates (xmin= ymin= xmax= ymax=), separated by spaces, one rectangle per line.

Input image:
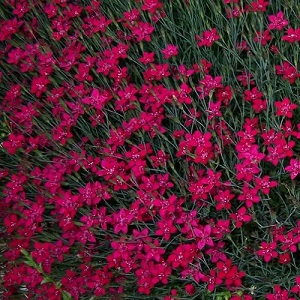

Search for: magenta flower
xmin=194 ymin=225 xmax=214 ymax=250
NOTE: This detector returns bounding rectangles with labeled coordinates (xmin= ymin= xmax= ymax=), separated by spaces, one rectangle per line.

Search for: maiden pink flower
xmin=253 ymin=30 xmax=272 ymax=45
xmin=282 ymin=28 xmax=300 ymax=43
xmin=268 ymin=11 xmax=289 ymax=31
xmin=194 ymin=225 xmax=214 ymax=250
xmin=257 ymin=241 xmax=278 ymax=262
xmin=291 ymin=276 xmax=300 ymax=295
xmin=161 ymin=44 xmax=178 ymax=59
xmin=285 ymin=159 xmax=300 ymax=179
xmin=275 ymin=97 xmax=297 ymax=118
xmin=3 ymin=133 xmax=25 ymax=155
xmin=266 ymin=285 xmax=296 ymax=300
xmin=251 ymin=0 xmax=269 ymax=12
xmin=196 ymin=28 xmax=220 ymax=47
xmin=30 ymin=76 xmax=50 ymax=97
xmin=230 ymin=207 xmax=252 ymax=228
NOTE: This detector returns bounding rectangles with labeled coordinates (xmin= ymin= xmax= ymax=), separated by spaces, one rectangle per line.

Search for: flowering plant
xmin=1 ymin=0 xmax=300 ymax=299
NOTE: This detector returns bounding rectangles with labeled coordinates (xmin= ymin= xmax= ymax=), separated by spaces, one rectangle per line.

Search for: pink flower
xmin=139 ymin=52 xmax=155 ymax=64
xmin=257 ymin=241 xmax=278 ymax=262
xmin=253 ymin=30 xmax=272 ymax=45
xmin=197 ymin=75 xmax=223 ymax=98
xmin=238 ymin=183 xmax=260 ymax=207
xmin=185 ymin=284 xmax=195 ymax=295
xmin=251 ymin=0 xmax=269 ymax=12
xmin=141 ymin=0 xmax=163 ymax=14
xmin=167 ymin=244 xmax=198 ymax=268
xmin=275 ymin=97 xmax=297 ymax=118
xmin=3 ymin=134 xmax=25 ymax=155
xmin=230 ymin=207 xmax=252 ymax=228
xmin=30 ymin=76 xmax=50 ymax=97
xmin=156 ymin=219 xmax=177 ymax=241
xmin=151 ymin=262 xmax=172 ymax=285
xmin=254 ymin=175 xmax=277 ymax=195
xmin=214 ymin=189 xmax=235 ymax=210
xmin=112 ymin=209 xmax=134 ymax=234
xmin=226 ymin=6 xmax=245 ymax=19
xmin=268 ymin=11 xmax=289 ymax=31
xmin=131 ymin=22 xmax=155 ymax=42
xmin=223 ymin=0 xmax=239 ymax=3
xmin=202 ymin=269 xmax=222 ymax=292
xmin=266 ymin=285 xmax=296 ymax=300
xmin=285 ymin=159 xmax=300 ymax=179
xmin=194 ymin=225 xmax=214 ymax=250
xmin=275 ymin=62 xmax=300 ymax=84
xmin=162 ymin=44 xmax=178 ymax=59
xmin=291 ymin=276 xmax=300 ymax=295
xmin=196 ymin=28 xmax=220 ymax=47
xmin=282 ymin=28 xmax=300 ymax=43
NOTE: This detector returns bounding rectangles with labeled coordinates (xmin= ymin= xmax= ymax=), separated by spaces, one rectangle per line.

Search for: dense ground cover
xmin=1 ymin=0 xmax=300 ymax=299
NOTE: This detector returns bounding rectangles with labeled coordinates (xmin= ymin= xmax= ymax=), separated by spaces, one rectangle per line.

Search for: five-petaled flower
xmin=196 ymin=28 xmax=220 ymax=47
xmin=194 ymin=225 xmax=214 ymax=250
xmin=285 ymin=159 xmax=300 ymax=179
xmin=275 ymin=98 xmax=297 ymax=118
xmin=268 ymin=11 xmax=289 ymax=31
xmin=257 ymin=241 xmax=278 ymax=262
xmin=266 ymin=285 xmax=296 ymax=300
